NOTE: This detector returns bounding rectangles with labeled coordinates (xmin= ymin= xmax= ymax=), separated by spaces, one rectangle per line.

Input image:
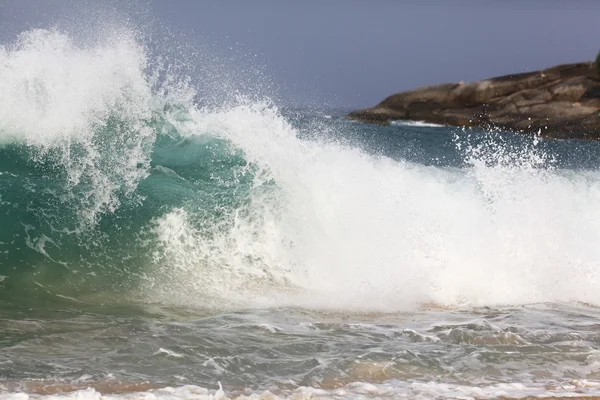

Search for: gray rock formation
xmin=348 ymin=62 xmax=600 ymax=139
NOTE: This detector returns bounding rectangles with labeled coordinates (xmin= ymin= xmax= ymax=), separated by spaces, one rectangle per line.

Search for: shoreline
xmin=5 ymin=377 xmax=600 ymax=399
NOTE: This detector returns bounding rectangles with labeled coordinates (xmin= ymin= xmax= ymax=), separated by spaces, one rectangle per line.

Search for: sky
xmin=2 ymin=0 xmax=600 ymax=108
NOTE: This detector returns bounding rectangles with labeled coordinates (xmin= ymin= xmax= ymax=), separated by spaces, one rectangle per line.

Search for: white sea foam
xmin=3 ymin=380 xmax=600 ymax=400
xmin=0 ymin=28 xmax=157 ymax=227
xmin=142 ymin=100 xmax=600 ymax=312
xmin=391 ymin=120 xmax=446 ymax=128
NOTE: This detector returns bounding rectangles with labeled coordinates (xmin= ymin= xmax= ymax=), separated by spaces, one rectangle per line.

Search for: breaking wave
xmin=2 ymin=27 xmax=600 ymax=312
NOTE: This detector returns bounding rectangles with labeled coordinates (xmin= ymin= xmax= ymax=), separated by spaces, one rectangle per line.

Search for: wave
xmin=390 ymin=120 xmax=446 ymax=128
xmin=8 ymin=380 xmax=600 ymax=400
xmin=2 ymin=28 xmax=600 ymax=312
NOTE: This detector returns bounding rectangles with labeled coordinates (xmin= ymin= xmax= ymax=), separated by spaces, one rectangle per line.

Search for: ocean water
xmin=3 ymin=26 xmax=600 ymax=400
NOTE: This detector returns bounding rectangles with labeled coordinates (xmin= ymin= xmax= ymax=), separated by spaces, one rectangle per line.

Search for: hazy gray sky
xmin=2 ymin=1 xmax=600 ymax=108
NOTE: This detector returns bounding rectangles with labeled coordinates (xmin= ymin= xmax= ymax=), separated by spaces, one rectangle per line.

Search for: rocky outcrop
xmin=348 ymin=62 xmax=600 ymax=139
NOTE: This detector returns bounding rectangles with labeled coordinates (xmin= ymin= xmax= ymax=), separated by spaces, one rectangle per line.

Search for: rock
xmin=582 ymin=85 xmax=600 ymax=100
xmin=348 ymin=62 xmax=600 ymax=139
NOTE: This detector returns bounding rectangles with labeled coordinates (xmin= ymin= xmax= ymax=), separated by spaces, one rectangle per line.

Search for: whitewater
xmin=2 ymin=24 xmax=600 ymax=400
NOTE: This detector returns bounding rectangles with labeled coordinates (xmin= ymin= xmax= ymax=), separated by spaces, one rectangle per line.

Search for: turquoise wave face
xmin=0 ymin=115 xmax=262 ymax=303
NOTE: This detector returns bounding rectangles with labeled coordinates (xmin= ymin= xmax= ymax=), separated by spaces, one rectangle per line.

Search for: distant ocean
xmin=3 ymin=26 xmax=600 ymax=400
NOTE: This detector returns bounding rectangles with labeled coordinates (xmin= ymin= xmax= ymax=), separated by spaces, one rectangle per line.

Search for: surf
xmin=1 ymin=27 xmax=600 ymax=313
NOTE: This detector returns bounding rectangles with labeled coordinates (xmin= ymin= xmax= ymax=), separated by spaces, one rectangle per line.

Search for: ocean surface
xmin=3 ymin=27 xmax=600 ymax=400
